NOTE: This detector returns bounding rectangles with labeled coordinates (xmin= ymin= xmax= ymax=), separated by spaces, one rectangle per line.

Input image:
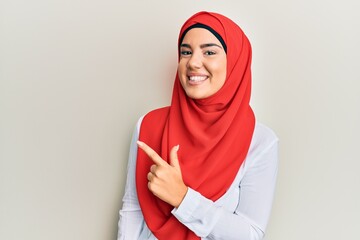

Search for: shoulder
xmin=139 ymin=106 xmax=170 ymax=130
xmin=252 ymin=122 xmax=278 ymax=147
xmin=135 ymin=106 xmax=170 ymax=131
xmin=136 ymin=106 xmax=170 ymax=136
xmin=247 ymin=122 xmax=279 ymax=161
xmin=142 ymin=106 xmax=170 ymax=122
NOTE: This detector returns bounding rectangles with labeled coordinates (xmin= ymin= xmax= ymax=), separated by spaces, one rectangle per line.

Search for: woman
xmin=118 ymin=11 xmax=278 ymax=240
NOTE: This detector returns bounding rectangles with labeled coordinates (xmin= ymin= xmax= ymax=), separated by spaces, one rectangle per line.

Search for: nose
xmin=187 ymin=51 xmax=202 ymax=69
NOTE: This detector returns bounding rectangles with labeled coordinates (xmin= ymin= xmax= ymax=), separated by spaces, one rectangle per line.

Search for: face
xmin=178 ymin=28 xmax=227 ymax=99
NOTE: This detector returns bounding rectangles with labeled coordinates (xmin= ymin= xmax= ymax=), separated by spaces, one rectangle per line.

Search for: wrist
xmin=174 ymin=185 xmax=188 ymax=208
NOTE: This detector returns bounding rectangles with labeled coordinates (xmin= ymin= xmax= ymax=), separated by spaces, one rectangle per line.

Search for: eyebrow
xmin=180 ymin=43 xmax=223 ymax=49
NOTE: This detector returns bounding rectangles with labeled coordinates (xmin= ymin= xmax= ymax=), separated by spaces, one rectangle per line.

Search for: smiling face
xmin=178 ymin=28 xmax=227 ymax=99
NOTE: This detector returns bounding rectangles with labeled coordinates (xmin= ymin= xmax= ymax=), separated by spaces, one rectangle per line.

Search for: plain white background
xmin=1 ymin=0 xmax=359 ymax=239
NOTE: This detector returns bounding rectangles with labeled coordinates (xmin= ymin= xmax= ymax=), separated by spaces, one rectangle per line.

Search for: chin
xmin=185 ymin=91 xmax=207 ymax=100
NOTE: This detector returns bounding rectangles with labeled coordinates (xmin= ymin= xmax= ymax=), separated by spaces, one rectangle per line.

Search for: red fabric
xmin=136 ymin=11 xmax=255 ymax=239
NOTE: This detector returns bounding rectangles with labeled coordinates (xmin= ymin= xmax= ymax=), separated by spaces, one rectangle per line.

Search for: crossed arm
xmin=118 ymin=119 xmax=278 ymax=239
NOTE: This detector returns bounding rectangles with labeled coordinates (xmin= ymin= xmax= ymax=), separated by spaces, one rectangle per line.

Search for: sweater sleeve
xmin=171 ymin=139 xmax=279 ymax=240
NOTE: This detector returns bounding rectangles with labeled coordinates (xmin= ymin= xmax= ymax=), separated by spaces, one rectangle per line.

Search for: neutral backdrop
xmin=1 ymin=0 xmax=359 ymax=239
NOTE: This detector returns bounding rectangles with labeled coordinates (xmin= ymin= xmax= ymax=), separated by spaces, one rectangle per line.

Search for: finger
xmin=147 ymin=172 xmax=154 ymax=181
xmin=137 ymin=141 xmax=166 ymax=166
xmin=169 ymin=145 xmax=180 ymax=170
xmin=150 ymin=164 xmax=157 ymax=174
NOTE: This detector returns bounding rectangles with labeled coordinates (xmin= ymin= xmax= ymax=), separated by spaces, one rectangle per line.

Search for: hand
xmin=137 ymin=141 xmax=188 ymax=208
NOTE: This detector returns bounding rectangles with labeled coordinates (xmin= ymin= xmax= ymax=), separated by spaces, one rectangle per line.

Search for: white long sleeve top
xmin=118 ymin=116 xmax=279 ymax=240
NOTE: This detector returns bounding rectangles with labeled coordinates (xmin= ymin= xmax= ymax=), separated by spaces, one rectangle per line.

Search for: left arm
xmin=172 ymin=140 xmax=278 ymax=239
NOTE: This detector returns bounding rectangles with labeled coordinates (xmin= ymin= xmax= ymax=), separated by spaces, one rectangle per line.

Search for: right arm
xmin=117 ymin=117 xmax=145 ymax=239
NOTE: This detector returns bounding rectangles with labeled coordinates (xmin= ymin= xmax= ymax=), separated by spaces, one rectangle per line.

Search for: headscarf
xmin=136 ymin=11 xmax=255 ymax=239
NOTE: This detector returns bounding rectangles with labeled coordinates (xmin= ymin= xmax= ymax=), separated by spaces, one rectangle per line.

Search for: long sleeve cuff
xmin=172 ymin=187 xmax=202 ymax=222
xmin=171 ymin=187 xmax=222 ymax=237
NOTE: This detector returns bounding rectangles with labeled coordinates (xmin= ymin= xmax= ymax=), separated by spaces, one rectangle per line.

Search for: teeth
xmin=189 ymin=76 xmax=207 ymax=82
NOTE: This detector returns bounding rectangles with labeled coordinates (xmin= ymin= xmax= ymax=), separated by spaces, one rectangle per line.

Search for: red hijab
xmin=136 ymin=11 xmax=255 ymax=239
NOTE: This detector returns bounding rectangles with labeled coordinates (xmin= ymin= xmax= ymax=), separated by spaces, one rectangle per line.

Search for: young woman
xmin=118 ymin=11 xmax=278 ymax=240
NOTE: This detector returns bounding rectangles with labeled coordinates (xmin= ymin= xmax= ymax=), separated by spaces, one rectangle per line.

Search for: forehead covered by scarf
xmin=179 ymin=22 xmax=227 ymax=54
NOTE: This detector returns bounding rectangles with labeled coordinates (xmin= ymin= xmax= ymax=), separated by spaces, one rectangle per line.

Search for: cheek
xmin=177 ymin=63 xmax=187 ymax=89
xmin=177 ymin=61 xmax=187 ymax=80
xmin=211 ymin=62 xmax=226 ymax=80
xmin=216 ymin=60 xmax=227 ymax=85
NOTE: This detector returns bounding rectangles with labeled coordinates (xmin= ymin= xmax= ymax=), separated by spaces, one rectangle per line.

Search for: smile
xmin=188 ymin=75 xmax=208 ymax=84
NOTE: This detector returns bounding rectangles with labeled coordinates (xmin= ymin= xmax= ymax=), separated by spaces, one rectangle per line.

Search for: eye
xmin=204 ymin=50 xmax=216 ymax=56
xmin=180 ymin=50 xmax=192 ymax=56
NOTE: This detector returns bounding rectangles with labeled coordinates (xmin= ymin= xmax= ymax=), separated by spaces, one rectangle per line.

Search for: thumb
xmin=169 ymin=145 xmax=180 ymax=170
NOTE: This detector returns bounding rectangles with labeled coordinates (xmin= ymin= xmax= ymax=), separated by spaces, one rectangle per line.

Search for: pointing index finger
xmin=137 ymin=141 xmax=166 ymax=166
